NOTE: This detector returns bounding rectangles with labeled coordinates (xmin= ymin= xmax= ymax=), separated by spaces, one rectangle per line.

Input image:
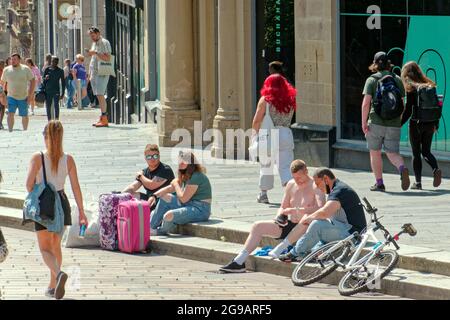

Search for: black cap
xmin=374 ymin=52 xmax=388 ymax=63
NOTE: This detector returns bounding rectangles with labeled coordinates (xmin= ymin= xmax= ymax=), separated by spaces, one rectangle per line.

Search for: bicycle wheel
xmin=292 ymin=241 xmax=351 ymax=287
xmin=338 ymin=249 xmax=399 ymax=296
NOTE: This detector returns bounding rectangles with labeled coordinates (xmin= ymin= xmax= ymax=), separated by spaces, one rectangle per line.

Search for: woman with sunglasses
xmin=122 ymin=144 xmax=175 ymax=207
xmin=150 ymin=151 xmax=212 ymax=236
xmin=25 ymin=120 xmax=87 ymax=299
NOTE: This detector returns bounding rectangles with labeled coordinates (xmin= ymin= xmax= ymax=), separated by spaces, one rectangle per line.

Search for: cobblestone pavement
xmin=0 ymin=227 xmax=405 ymax=300
xmin=0 ymin=108 xmax=449 ymax=250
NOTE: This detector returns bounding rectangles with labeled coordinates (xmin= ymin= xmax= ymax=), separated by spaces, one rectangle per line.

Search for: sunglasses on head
xmin=146 ymin=154 xmax=160 ymax=161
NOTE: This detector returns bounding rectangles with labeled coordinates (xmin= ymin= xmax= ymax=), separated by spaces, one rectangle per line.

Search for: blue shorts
xmin=7 ymin=97 xmax=29 ymax=117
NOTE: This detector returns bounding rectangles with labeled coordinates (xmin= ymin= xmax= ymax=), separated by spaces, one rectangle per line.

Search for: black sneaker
xmin=275 ymin=215 xmax=288 ymax=227
xmin=219 ymin=261 xmax=246 ymax=274
xmin=278 ymin=252 xmax=302 ymax=263
xmin=54 ymin=271 xmax=68 ymax=300
xmin=411 ymin=182 xmax=422 ymax=190
xmin=370 ymin=184 xmax=386 ymax=192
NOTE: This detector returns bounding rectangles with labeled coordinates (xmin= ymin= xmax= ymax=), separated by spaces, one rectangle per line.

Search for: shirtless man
xmin=219 ymin=160 xmax=325 ymax=273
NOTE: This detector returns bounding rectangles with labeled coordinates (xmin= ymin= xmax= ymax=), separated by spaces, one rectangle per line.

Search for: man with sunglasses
xmin=122 ymin=145 xmax=175 ymax=208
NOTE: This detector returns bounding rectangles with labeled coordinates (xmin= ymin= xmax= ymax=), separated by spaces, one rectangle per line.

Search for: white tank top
xmin=36 ymin=151 xmax=69 ymax=192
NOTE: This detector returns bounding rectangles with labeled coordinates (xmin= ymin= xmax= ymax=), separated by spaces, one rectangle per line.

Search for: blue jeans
xmin=150 ymin=194 xmax=211 ymax=235
xmin=291 ymin=219 xmax=352 ymax=257
xmin=66 ymin=79 xmax=75 ymax=108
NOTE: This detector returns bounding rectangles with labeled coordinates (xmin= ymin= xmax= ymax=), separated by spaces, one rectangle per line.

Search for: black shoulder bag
xmin=39 ymin=152 xmax=56 ymax=221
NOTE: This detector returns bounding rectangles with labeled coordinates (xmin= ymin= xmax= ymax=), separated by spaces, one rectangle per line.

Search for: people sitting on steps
xmin=273 ymin=168 xmax=367 ymax=263
xmin=150 ymin=151 xmax=212 ymax=236
xmin=219 ymin=160 xmax=326 ymax=273
xmin=122 ymin=144 xmax=175 ymax=210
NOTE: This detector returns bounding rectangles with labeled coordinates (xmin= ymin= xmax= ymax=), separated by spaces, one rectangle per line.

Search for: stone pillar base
xmin=158 ymin=105 xmax=202 ymax=147
xmin=211 ymin=111 xmax=243 ymax=160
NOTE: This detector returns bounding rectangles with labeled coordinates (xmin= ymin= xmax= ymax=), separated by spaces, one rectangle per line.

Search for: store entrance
xmin=255 ymin=0 xmax=295 ymax=112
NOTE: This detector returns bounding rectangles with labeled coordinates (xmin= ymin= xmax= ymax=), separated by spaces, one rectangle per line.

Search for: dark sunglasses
xmin=146 ymin=154 xmax=160 ymax=161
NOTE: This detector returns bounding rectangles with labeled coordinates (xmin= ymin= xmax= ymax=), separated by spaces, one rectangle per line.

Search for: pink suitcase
xmin=117 ymin=200 xmax=151 ymax=254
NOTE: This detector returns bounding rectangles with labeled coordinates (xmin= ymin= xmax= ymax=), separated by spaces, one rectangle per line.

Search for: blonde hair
xmin=401 ymin=61 xmax=436 ymax=93
xmin=76 ymin=54 xmax=85 ymax=62
xmin=44 ymin=121 xmax=64 ymax=174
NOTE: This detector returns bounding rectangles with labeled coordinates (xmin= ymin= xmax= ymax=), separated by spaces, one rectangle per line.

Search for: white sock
xmin=269 ymin=239 xmax=291 ymax=258
xmin=234 ymin=250 xmax=250 ymax=265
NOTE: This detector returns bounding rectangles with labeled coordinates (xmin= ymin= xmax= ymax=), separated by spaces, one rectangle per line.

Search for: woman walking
xmin=25 ymin=121 xmax=88 ymax=299
xmin=150 ymin=151 xmax=212 ymax=236
xmin=25 ymin=58 xmax=42 ymax=115
xmin=401 ymin=61 xmax=442 ymax=189
xmin=253 ymin=74 xmax=297 ymax=204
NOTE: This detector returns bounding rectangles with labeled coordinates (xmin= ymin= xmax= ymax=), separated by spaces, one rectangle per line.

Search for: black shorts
xmin=35 ymin=191 xmax=72 ymax=232
xmin=276 ymin=221 xmax=298 ymax=240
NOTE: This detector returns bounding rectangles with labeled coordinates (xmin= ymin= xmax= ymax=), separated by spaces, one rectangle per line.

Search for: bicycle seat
xmin=402 ymin=223 xmax=417 ymax=237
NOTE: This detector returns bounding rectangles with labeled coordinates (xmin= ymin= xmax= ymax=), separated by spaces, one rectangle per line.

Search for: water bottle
xmin=79 ymin=224 xmax=87 ymax=238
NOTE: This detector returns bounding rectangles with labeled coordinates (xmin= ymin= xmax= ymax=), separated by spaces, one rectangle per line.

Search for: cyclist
xmin=277 ymin=168 xmax=368 ymax=262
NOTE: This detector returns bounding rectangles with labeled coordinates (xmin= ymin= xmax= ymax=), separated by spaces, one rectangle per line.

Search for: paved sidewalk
xmin=0 ymin=227 xmax=404 ymax=300
xmin=0 ymin=108 xmax=449 ymax=250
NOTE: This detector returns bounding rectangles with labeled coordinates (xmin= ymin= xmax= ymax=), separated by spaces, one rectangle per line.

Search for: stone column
xmin=157 ymin=0 xmax=201 ymax=147
xmin=295 ymin=0 xmax=336 ymax=126
xmin=211 ymin=0 xmax=245 ymax=159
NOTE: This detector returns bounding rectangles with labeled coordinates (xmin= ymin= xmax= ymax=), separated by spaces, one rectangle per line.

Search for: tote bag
xmin=97 ymin=54 xmax=116 ymax=77
xmin=258 ymin=103 xmax=276 ymax=164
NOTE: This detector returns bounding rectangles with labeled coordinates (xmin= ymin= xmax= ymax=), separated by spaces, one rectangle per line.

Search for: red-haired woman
xmin=252 ymin=74 xmax=297 ymax=205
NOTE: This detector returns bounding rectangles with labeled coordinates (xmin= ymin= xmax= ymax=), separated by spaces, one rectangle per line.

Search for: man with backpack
xmin=362 ymin=52 xmax=410 ymax=192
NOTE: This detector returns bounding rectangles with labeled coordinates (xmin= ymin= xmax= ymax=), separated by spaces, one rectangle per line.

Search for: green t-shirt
xmin=362 ymin=71 xmax=405 ymax=128
xmin=185 ymin=172 xmax=212 ymax=201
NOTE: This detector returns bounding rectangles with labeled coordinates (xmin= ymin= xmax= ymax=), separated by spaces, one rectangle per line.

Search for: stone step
xmin=2 ymin=189 xmax=450 ymax=278
xmin=151 ymin=235 xmax=450 ymax=300
xmin=177 ymin=219 xmax=450 ymax=278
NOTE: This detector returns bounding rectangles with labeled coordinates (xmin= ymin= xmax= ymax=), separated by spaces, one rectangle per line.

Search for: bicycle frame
xmin=317 ymin=220 xmax=387 ymax=272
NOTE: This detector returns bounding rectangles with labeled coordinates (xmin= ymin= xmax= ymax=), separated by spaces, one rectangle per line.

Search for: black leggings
xmin=409 ymin=121 xmax=439 ymax=182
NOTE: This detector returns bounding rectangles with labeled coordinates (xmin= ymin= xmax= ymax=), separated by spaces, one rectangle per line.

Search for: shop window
xmin=340 ymin=0 xmax=450 ymax=152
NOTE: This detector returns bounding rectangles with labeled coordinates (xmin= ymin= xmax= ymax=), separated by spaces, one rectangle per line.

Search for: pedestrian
xmin=362 ymin=52 xmax=410 ymax=192
xmin=43 ymin=56 xmax=65 ymax=121
xmin=253 ymin=74 xmax=297 ymax=204
xmin=0 ymin=59 xmax=6 ymax=130
xmin=86 ymin=26 xmax=112 ymax=127
xmin=25 ymin=120 xmax=88 ymax=299
xmin=71 ymin=54 xmax=89 ymax=108
xmin=0 ymin=53 xmax=35 ymax=132
xmin=5 ymin=57 xmax=11 ymax=67
xmin=63 ymin=59 xmax=74 ymax=109
xmin=150 ymin=151 xmax=212 ymax=236
xmin=277 ymin=168 xmax=367 ymax=263
xmin=25 ymin=58 xmax=42 ymax=116
xmin=220 ymin=160 xmax=325 ymax=273
xmin=401 ymin=61 xmax=443 ymax=190
xmin=42 ymin=53 xmax=52 ymax=73
xmin=269 ymin=61 xmax=284 ymax=76
xmin=122 ymin=144 xmax=175 ymax=207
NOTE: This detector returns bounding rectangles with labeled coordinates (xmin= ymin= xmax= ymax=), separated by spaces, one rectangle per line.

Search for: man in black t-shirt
xmin=279 ymin=168 xmax=367 ymax=262
xmin=123 ymin=145 xmax=175 ymax=207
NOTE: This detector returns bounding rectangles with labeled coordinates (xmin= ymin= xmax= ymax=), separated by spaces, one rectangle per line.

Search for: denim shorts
xmin=7 ymin=97 xmax=28 ymax=117
xmin=91 ymin=75 xmax=109 ymax=96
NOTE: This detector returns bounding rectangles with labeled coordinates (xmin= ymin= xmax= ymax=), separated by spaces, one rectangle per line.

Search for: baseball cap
xmin=373 ymin=52 xmax=388 ymax=63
